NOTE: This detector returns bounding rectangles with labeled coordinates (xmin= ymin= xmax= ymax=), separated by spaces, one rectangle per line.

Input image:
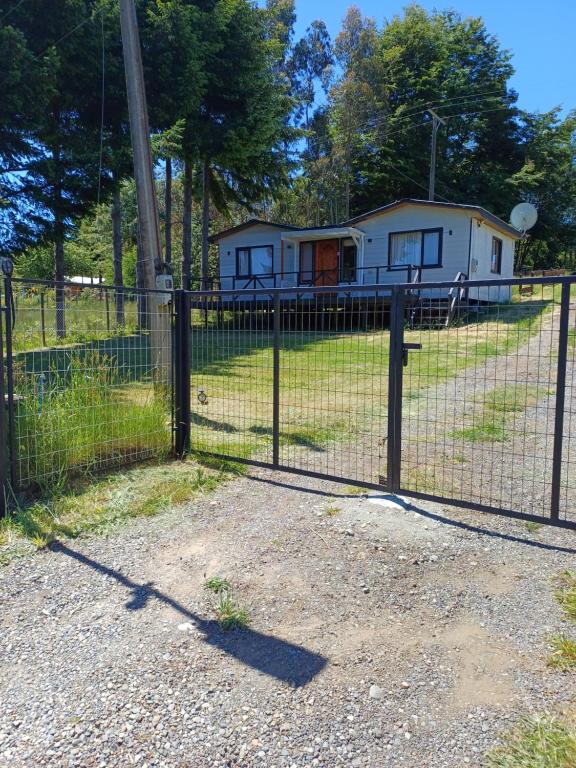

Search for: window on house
xmin=299 ymin=242 xmax=315 ymax=284
xmin=340 ymin=238 xmax=357 ymax=282
xmin=236 ymin=245 xmax=273 ymax=277
xmin=389 ymin=228 xmax=442 ymax=268
xmin=491 ymin=237 xmax=502 ymax=274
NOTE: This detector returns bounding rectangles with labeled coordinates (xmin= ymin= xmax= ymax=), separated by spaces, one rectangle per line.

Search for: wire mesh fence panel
xmin=400 ymin=280 xmax=567 ymax=520
xmin=6 ymin=279 xmax=173 ymax=493
xmin=277 ymin=290 xmax=391 ymax=485
xmin=189 ymin=296 xmax=275 ymax=463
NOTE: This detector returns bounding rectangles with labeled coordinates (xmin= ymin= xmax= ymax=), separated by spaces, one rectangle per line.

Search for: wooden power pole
xmin=119 ymin=0 xmax=172 ymax=382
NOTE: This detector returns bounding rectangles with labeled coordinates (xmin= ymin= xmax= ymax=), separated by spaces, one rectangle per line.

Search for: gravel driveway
xmin=1 ymin=466 xmax=575 ymax=767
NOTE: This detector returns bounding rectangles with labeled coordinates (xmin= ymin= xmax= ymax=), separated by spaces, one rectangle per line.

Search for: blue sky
xmin=291 ymin=0 xmax=574 ymax=115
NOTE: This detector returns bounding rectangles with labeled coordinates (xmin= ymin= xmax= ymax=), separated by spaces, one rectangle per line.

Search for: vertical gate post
xmin=387 ymin=287 xmax=406 ymax=492
xmin=174 ymin=289 xmax=191 ymax=457
xmin=550 ymin=279 xmax=571 ymax=520
xmin=3 ymin=275 xmax=16 ymax=490
xmin=272 ymin=292 xmax=281 ymax=467
xmin=0 ymin=291 xmax=8 ymax=517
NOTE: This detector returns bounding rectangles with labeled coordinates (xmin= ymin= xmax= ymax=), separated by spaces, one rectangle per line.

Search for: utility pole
xmin=427 ymin=107 xmax=447 ymax=201
xmin=119 ymin=0 xmax=172 ymax=383
xmin=118 ymin=0 xmax=163 ymax=287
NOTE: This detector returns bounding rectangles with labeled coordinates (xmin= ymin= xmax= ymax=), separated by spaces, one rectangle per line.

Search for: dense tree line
xmin=1 ymin=1 xmax=574 ymax=285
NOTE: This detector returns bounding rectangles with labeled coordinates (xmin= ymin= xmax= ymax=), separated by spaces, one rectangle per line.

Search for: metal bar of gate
xmin=174 ymin=290 xmax=191 ymax=456
xmin=272 ymin=293 xmax=281 ymax=466
xmin=0 ymin=290 xmax=8 ymax=517
xmin=550 ymin=280 xmax=571 ymax=520
xmin=3 ymin=276 xmax=16 ymax=488
xmin=387 ymin=287 xmax=405 ymax=491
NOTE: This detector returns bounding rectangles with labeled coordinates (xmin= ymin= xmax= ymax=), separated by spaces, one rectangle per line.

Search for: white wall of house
xmin=355 ymin=204 xmax=471 ymax=286
xmin=468 ymin=218 xmax=515 ymax=302
xmin=218 ymin=223 xmax=284 ymax=289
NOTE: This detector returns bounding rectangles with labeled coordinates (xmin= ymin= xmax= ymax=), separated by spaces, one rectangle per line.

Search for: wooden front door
xmin=314 ymin=239 xmax=339 ymax=285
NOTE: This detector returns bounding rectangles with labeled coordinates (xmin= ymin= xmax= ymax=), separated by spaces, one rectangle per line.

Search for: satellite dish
xmin=510 ymin=202 xmax=538 ymax=233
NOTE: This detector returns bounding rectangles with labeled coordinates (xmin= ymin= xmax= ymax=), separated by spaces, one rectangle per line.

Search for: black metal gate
xmin=177 ymin=276 xmax=576 ymax=530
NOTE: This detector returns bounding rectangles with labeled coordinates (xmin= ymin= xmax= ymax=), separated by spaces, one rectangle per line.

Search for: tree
xmin=1 ymin=0 xmax=113 ymax=335
xmin=509 ymin=110 xmax=576 ymax=270
xmin=143 ymin=0 xmax=205 ymax=288
xmin=328 ymin=5 xmax=522 ymax=219
xmin=188 ymin=0 xmax=293 ymax=285
xmin=0 ymin=21 xmax=49 ymax=252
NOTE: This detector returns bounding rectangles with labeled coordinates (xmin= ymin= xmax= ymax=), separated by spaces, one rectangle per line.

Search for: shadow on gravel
xmin=49 ymin=542 xmax=327 ymax=687
xmin=246 ymin=476 xmax=576 ymax=556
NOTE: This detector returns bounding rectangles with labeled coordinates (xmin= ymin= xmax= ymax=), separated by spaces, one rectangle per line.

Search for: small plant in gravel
xmin=524 ymin=520 xmax=542 ymax=534
xmin=203 ymin=576 xmax=231 ymax=594
xmin=216 ymin=592 xmax=250 ymax=631
xmin=203 ymin=576 xmax=249 ymax=630
xmin=548 ymin=635 xmax=576 ymax=670
xmin=555 ymin=571 xmax=576 ymax=622
xmin=345 ymin=485 xmax=366 ymax=496
xmin=325 ymin=501 xmax=341 ymax=516
xmin=487 ymin=715 xmax=576 ymax=767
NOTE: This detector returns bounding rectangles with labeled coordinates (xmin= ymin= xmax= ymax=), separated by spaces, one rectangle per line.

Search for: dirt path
xmin=1 ymin=466 xmax=575 ymax=767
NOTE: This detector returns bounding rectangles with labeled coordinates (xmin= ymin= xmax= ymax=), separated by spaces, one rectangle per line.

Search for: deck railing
xmin=195 ymin=264 xmax=422 ymax=292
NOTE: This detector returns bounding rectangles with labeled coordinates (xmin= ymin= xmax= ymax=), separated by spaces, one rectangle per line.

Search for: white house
xmin=210 ymin=199 xmax=522 ymax=302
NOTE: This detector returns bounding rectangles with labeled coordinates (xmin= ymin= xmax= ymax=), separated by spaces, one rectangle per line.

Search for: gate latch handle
xmin=402 ymin=342 xmax=422 ymax=366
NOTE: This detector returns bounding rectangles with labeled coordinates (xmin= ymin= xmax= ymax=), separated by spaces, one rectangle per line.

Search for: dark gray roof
xmin=208 ymin=218 xmax=300 ymax=243
xmin=210 ymin=199 xmax=522 ymax=243
xmin=343 ymin=199 xmax=522 ymax=238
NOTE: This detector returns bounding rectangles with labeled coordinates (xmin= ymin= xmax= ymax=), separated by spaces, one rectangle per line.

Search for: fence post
xmin=174 ymin=290 xmax=191 ymax=456
xmin=0 ymin=291 xmax=8 ymax=517
xmin=272 ymin=292 xmax=281 ymax=466
xmin=40 ymin=291 xmax=46 ymax=346
xmin=386 ymin=286 xmax=405 ymax=492
xmin=550 ymin=279 xmax=571 ymax=520
xmin=3 ymin=276 xmax=16 ymax=490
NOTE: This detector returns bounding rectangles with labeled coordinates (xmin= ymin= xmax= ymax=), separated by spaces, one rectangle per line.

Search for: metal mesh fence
xmin=561 ymin=292 xmax=576 ymax=520
xmin=4 ymin=279 xmax=173 ymax=493
xmin=400 ymin=281 xmax=568 ymax=520
xmin=188 ymin=290 xmax=393 ymax=486
xmin=2 ymin=274 xmax=574 ymax=528
xmin=277 ymin=293 xmax=391 ymax=485
xmin=189 ymin=297 xmax=275 ymax=463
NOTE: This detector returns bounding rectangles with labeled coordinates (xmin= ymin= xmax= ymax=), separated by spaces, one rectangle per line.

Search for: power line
xmin=0 ymin=0 xmax=27 ymax=25
xmin=0 ymin=15 xmax=93 ymax=91
xmin=356 ymin=89 xmax=510 ymax=133
xmin=364 ymin=95 xmax=505 ymax=132
xmin=384 ymin=160 xmax=452 ymax=203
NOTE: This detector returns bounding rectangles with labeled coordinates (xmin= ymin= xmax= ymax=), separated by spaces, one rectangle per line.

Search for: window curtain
xmin=251 ymin=246 xmax=273 ymax=274
xmin=390 ymin=232 xmax=421 ymax=266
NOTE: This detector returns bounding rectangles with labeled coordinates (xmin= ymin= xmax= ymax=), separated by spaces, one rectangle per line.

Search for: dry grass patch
xmin=0 ymin=459 xmax=231 ymax=565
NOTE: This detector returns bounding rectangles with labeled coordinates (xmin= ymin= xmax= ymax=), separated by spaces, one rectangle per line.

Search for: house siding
xmin=355 ymin=205 xmax=471 ymax=286
xmin=468 ymin=218 xmax=515 ymax=302
xmin=217 ymin=224 xmax=284 ymax=289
